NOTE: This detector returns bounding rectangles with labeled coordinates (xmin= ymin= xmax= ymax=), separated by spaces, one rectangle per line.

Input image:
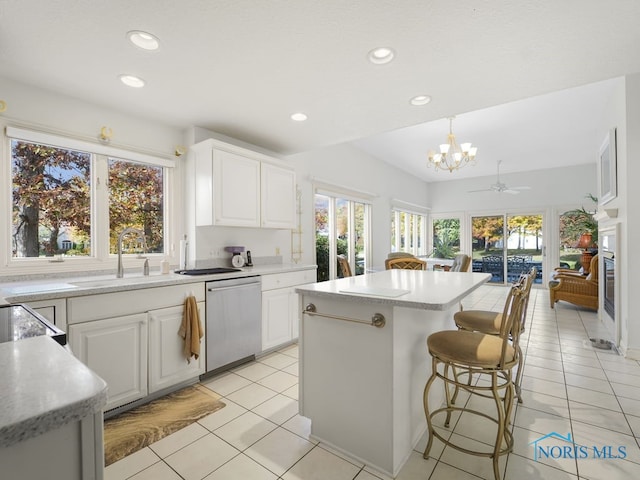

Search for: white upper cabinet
xmin=261 ymin=163 xmax=296 ymax=229
xmin=213 ymin=149 xmax=261 ymax=227
xmin=190 ymin=139 xmax=296 ymax=229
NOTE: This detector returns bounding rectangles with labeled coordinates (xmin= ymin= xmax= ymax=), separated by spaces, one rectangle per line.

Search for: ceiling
xmin=1 ymin=1 xmax=640 ymax=183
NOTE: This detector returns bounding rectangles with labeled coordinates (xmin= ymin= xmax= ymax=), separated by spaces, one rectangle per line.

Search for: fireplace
xmin=603 ymin=255 xmax=615 ymax=320
xmin=599 ymin=225 xmax=617 ymax=334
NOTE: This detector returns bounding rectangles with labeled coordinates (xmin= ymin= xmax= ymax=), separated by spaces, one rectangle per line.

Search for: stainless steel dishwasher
xmin=205 ymin=275 xmax=262 ymax=375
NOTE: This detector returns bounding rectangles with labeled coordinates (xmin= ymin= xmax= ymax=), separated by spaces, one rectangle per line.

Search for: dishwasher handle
xmin=206 ymin=275 xmax=261 ymax=291
xmin=207 ymin=283 xmax=259 ymax=293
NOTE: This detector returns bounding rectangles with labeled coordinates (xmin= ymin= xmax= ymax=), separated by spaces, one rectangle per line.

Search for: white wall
xmin=286 ymin=143 xmax=429 ymax=267
xmin=616 ymin=74 xmax=640 ymax=358
xmin=0 ymin=77 xmax=183 ymax=156
xmin=427 ymin=165 xmax=596 ymax=213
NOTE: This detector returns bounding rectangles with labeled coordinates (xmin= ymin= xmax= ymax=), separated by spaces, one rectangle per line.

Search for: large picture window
xmin=8 ymin=130 xmax=167 ymax=262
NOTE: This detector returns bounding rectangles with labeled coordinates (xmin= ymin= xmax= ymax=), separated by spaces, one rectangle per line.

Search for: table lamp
xmin=577 ymin=233 xmax=594 ymax=273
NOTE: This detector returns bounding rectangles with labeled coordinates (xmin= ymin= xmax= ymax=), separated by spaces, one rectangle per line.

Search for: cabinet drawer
xmin=67 ymin=283 xmax=205 ymax=324
xmin=261 ymin=269 xmax=316 ymax=291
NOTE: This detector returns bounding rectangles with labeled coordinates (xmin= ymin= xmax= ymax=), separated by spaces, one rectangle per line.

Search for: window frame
xmin=2 ymin=126 xmax=174 ymax=274
xmin=391 ymin=208 xmax=428 ymax=257
xmin=314 ymin=185 xmax=372 ymax=281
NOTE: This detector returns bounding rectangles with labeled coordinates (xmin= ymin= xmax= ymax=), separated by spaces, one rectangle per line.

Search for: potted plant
xmin=561 ymin=194 xmax=598 ymax=272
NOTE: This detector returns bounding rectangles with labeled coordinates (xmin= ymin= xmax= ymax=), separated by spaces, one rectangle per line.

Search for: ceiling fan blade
xmin=510 ymin=186 xmax=532 ymax=190
xmin=467 ymin=188 xmax=493 ymax=193
xmin=503 ymin=189 xmax=521 ymax=195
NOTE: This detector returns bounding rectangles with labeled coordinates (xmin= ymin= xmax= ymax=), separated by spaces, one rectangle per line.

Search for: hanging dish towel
xmin=178 ymin=295 xmax=204 ymax=363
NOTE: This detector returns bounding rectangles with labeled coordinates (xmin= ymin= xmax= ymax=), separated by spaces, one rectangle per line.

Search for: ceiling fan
xmin=468 ymin=160 xmax=532 ymax=194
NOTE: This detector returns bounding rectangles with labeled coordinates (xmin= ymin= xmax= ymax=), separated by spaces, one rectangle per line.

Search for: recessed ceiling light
xmin=410 ymin=95 xmax=432 ymax=106
xmin=127 ymin=30 xmax=159 ymax=50
xmin=119 ymin=74 xmax=145 ymax=88
xmin=368 ymin=47 xmax=395 ymax=65
xmin=291 ymin=112 xmax=308 ymax=122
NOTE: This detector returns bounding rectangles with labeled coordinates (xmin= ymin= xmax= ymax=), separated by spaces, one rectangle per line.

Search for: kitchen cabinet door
xmin=148 ymin=302 xmax=205 ymax=393
xmin=213 ymin=149 xmax=260 ymax=227
xmin=262 ymin=287 xmax=295 ymax=351
xmin=69 ymin=313 xmax=148 ymax=411
xmin=261 ymin=163 xmax=296 ymax=229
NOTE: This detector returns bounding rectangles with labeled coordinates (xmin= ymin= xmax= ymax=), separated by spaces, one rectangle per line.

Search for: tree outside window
xmin=12 ymin=140 xmax=91 ymax=257
xmin=10 ymin=139 xmax=165 ymax=259
xmin=108 ymin=159 xmax=164 ymax=254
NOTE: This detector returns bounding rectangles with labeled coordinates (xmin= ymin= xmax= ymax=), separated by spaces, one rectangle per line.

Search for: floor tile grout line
xmin=579 ymin=309 xmax=640 ymax=458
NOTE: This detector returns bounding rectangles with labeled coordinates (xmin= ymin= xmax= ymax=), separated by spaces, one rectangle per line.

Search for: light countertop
xmin=296 ymin=269 xmax=491 ymax=310
xmin=0 ymin=263 xmax=316 ymax=304
xmin=0 ymin=336 xmax=107 ymax=448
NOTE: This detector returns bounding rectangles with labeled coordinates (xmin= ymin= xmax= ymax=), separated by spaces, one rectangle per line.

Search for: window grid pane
xmin=108 ymin=158 xmax=164 ymax=254
xmin=11 ymin=140 xmax=91 ymax=258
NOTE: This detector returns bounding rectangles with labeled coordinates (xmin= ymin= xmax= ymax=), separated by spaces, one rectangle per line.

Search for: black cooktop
xmin=175 ymin=267 xmax=242 ymax=275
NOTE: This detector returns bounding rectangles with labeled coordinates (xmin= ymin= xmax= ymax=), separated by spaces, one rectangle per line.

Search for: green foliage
xmin=432 ymin=231 xmax=457 ymax=259
xmin=432 ymin=218 xmax=460 ymax=259
xmin=561 ymin=194 xmax=598 ymax=246
xmin=315 ymin=234 xmax=348 ymax=282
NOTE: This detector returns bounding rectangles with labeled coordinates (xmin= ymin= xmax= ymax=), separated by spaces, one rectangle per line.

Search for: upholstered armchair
xmin=450 ymin=253 xmax=471 ymax=272
xmin=549 ymin=254 xmax=598 ymax=310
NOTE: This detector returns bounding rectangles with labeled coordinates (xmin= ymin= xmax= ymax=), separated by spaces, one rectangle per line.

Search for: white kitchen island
xmin=296 ymin=269 xmax=491 ymax=478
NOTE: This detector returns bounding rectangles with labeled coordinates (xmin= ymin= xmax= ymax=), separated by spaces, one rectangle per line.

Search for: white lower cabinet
xmin=262 ymin=287 xmax=297 ymax=351
xmin=148 ymin=302 xmax=205 ymax=393
xmin=69 ymin=314 xmax=148 ymax=411
xmin=67 ymin=284 xmax=206 ymax=412
xmin=261 ymin=268 xmax=316 ymax=351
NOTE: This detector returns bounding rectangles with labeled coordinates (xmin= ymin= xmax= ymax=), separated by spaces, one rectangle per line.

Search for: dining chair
xmin=337 ymin=254 xmax=353 ymax=277
xmin=384 ymin=257 xmax=426 ymax=270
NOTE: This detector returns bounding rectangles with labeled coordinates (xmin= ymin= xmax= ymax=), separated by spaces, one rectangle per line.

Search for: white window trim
xmin=391 ymin=209 xmax=428 ymax=256
xmin=3 ymin=128 xmax=173 ymax=276
xmin=6 ymin=126 xmax=175 ymax=168
xmin=314 ymin=186 xmax=372 ymax=279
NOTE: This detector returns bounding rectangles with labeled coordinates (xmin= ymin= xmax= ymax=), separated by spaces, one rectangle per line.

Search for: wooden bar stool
xmin=423 ymin=284 xmax=526 ymax=480
xmin=453 ymin=267 xmax=536 ymax=403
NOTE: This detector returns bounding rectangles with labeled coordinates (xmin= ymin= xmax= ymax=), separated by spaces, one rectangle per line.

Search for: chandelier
xmin=427 ymin=117 xmax=478 ymax=172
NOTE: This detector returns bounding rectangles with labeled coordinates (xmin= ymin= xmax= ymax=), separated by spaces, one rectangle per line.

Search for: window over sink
xmin=7 ymin=128 xmax=169 ymax=265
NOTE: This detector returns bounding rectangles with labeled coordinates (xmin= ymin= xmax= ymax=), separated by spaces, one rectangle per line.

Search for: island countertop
xmin=296 ymin=269 xmax=491 ymax=310
xmin=0 ymin=336 xmax=107 ymax=448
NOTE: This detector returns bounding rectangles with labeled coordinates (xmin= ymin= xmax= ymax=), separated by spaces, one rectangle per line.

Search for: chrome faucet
xmin=117 ymin=227 xmax=147 ymax=278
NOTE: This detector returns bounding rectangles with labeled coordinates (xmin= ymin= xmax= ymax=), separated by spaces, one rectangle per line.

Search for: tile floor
xmin=105 ymin=285 xmax=640 ymax=480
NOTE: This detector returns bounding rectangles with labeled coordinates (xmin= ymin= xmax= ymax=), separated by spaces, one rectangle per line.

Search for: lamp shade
xmin=577 ymin=233 xmax=593 ymax=249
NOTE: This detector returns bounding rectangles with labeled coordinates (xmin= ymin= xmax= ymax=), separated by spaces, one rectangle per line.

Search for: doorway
xmin=471 ymin=213 xmax=543 ymax=284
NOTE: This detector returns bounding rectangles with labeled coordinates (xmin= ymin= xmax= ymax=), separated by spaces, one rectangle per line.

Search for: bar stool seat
xmin=454 ymin=310 xmax=502 ymax=335
xmin=427 ymin=330 xmax=514 ymax=366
